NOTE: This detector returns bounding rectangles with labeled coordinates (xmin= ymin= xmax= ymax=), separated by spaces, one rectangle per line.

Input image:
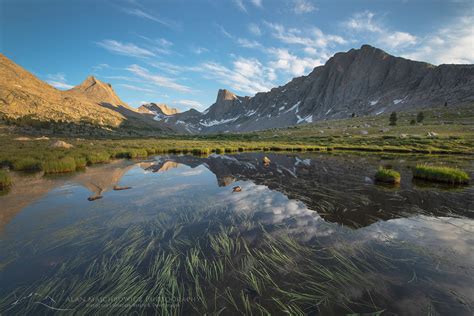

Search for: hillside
xmin=165 ymin=45 xmax=474 ymax=133
xmin=0 ymin=54 xmax=175 ymax=135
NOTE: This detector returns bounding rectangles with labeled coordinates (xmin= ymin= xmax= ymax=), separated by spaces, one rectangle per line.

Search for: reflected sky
xmin=0 ymin=152 xmax=473 ymax=314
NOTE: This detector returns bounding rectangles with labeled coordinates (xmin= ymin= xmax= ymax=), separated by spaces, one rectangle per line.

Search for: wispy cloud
xmin=97 ymin=40 xmax=155 ymax=58
xmin=237 ymin=38 xmax=264 ymax=49
xmin=173 ymin=99 xmax=205 ymax=111
xmin=121 ymin=8 xmax=175 ymax=28
xmin=343 ymin=11 xmax=418 ymax=50
xmin=198 ymin=57 xmax=274 ymax=95
xmin=118 ymin=83 xmax=156 ymax=93
xmin=267 ymin=48 xmax=322 ymax=76
xmin=46 ymin=73 xmax=73 ymax=90
xmin=191 ymin=46 xmax=209 ymax=54
xmin=216 ymin=23 xmax=233 ymax=38
xmin=126 ymin=64 xmax=193 ymax=93
xmin=248 ymin=23 xmax=262 ymax=36
xmin=265 ymin=22 xmax=346 ymax=52
xmin=233 ymin=0 xmax=247 ymax=12
xmin=402 ymin=16 xmax=474 ymax=64
xmin=343 ymin=10 xmax=382 ymax=33
xmin=293 ymin=0 xmax=317 ymax=14
xmin=91 ymin=63 xmax=110 ymax=72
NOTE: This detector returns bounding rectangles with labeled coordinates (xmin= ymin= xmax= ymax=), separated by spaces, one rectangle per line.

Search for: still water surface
xmin=0 ymin=152 xmax=473 ymax=315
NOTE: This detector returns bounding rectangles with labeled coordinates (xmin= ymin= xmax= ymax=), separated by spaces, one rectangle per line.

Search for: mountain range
xmin=1 ymin=45 xmax=473 ymax=135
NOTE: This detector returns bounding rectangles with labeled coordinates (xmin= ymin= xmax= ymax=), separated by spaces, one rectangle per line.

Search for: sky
xmin=1 ymin=0 xmax=473 ymax=112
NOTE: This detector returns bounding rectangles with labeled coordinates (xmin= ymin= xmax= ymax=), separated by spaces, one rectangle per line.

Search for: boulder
xmin=51 ymin=140 xmax=74 ymax=149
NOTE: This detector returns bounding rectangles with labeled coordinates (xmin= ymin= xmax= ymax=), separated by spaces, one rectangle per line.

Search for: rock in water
xmin=51 ymin=140 xmax=74 ymax=149
xmin=113 ymin=185 xmax=132 ymax=191
xmin=88 ymin=195 xmax=103 ymax=201
xmin=232 ymin=186 xmax=242 ymax=192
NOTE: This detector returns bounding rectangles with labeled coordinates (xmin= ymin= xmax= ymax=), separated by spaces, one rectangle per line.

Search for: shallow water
xmin=0 ymin=152 xmax=473 ymax=315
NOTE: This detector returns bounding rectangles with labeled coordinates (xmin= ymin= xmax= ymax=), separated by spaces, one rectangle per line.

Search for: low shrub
xmin=375 ymin=167 xmax=401 ymax=184
xmin=43 ymin=157 xmax=77 ymax=174
xmin=0 ymin=170 xmax=12 ymax=190
xmin=413 ymin=165 xmax=470 ymax=184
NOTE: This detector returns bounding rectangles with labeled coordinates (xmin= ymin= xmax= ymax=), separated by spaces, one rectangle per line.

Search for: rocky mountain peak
xmin=69 ymin=76 xmax=125 ymax=107
xmin=138 ymin=103 xmax=179 ymax=116
xmin=216 ymin=89 xmax=237 ymax=103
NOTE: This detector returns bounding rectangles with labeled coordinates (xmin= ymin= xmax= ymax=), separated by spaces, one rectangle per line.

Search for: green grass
xmin=413 ymin=165 xmax=470 ymax=184
xmin=86 ymin=152 xmax=111 ymax=165
xmin=43 ymin=157 xmax=77 ymax=174
xmin=0 ymin=170 xmax=12 ymax=190
xmin=74 ymin=157 xmax=87 ymax=169
xmin=12 ymin=158 xmax=42 ymax=171
xmin=375 ymin=167 xmax=401 ymax=184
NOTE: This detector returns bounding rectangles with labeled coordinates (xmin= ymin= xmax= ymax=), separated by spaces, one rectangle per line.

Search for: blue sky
xmin=1 ymin=0 xmax=473 ymax=112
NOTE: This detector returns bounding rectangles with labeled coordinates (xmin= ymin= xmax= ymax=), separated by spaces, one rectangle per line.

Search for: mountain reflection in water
xmin=0 ymin=152 xmax=472 ymax=315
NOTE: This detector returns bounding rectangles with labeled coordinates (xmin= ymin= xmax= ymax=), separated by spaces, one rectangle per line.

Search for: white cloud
xmin=118 ymin=84 xmax=155 ymax=93
xmin=191 ymin=46 xmax=209 ymax=54
xmin=268 ymin=48 xmax=322 ymax=76
xmin=265 ymin=22 xmax=346 ymax=49
xmin=250 ymin=0 xmax=263 ymax=7
xmin=46 ymin=73 xmax=73 ymax=90
xmin=233 ymin=0 xmax=247 ymax=12
xmin=198 ymin=57 xmax=274 ymax=95
xmin=343 ymin=11 xmax=417 ymax=50
xmin=293 ymin=0 xmax=316 ymax=14
xmin=248 ymin=23 xmax=262 ymax=36
xmin=173 ymin=99 xmax=205 ymax=111
xmin=126 ymin=64 xmax=193 ymax=93
xmin=91 ymin=63 xmax=110 ymax=72
xmin=97 ymin=40 xmax=155 ymax=58
xmin=344 ymin=10 xmax=382 ymax=33
xmin=216 ymin=24 xmax=233 ymax=38
xmin=379 ymin=31 xmax=417 ymax=49
xmin=402 ymin=16 xmax=474 ymax=64
xmin=237 ymin=38 xmax=263 ymax=49
xmin=122 ymin=8 xmax=174 ymax=28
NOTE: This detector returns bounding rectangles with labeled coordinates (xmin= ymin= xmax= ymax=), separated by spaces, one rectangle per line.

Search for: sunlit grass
xmin=375 ymin=167 xmax=401 ymax=184
xmin=413 ymin=165 xmax=470 ymax=184
xmin=43 ymin=157 xmax=77 ymax=174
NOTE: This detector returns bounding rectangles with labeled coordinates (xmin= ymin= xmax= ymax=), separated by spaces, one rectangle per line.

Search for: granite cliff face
xmin=165 ymin=45 xmax=474 ymax=133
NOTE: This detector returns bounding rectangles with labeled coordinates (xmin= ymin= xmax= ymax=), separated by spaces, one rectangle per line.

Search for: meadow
xmin=0 ymin=104 xmax=472 ymax=187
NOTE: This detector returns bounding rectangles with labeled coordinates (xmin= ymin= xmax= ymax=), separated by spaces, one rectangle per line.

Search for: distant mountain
xmin=0 ymin=54 xmax=175 ymax=134
xmin=165 ymin=45 xmax=474 ymax=133
xmin=138 ymin=103 xmax=180 ymax=121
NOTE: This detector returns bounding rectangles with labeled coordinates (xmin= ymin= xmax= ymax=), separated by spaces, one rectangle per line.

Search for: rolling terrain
xmin=0 ymin=54 xmax=175 ymax=136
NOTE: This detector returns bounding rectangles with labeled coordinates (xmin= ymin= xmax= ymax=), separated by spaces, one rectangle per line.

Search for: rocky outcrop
xmin=165 ymin=45 xmax=474 ymax=133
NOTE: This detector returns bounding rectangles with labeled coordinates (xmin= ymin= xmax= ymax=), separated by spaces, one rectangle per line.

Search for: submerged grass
xmin=0 ymin=205 xmax=389 ymax=315
xmin=413 ymin=165 xmax=470 ymax=184
xmin=375 ymin=167 xmax=401 ymax=184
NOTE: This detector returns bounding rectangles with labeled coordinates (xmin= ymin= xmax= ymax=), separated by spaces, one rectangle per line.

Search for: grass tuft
xmin=43 ymin=157 xmax=77 ymax=174
xmin=12 ymin=158 xmax=42 ymax=171
xmin=413 ymin=165 xmax=470 ymax=184
xmin=375 ymin=167 xmax=401 ymax=184
xmin=86 ymin=152 xmax=110 ymax=165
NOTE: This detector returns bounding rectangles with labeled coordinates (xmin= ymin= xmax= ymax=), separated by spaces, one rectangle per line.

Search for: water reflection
xmin=0 ymin=152 xmax=473 ymax=315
